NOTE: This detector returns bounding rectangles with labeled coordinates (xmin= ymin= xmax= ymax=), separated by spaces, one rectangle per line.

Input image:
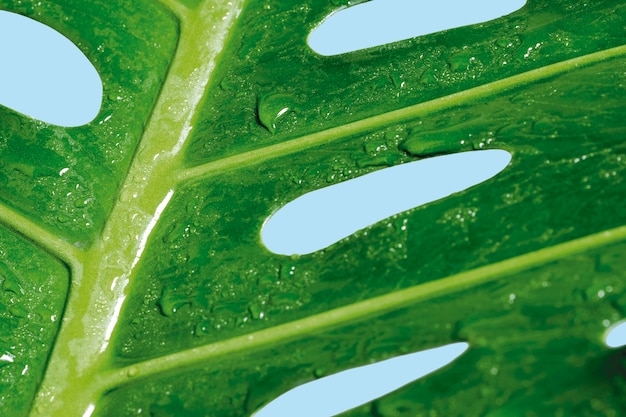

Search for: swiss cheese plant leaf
xmin=1 ymin=0 xmax=626 ymax=415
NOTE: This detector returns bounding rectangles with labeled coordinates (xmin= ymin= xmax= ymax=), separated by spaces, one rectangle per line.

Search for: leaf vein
xmin=104 ymin=223 xmax=626 ymax=389
xmin=178 ymin=44 xmax=626 ymax=182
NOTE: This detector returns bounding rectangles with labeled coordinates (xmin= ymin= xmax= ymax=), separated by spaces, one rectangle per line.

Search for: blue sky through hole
xmin=0 ymin=10 xmax=102 ymax=126
xmin=3 ymin=1 xmax=618 ymax=416
xmin=262 ymin=150 xmax=511 ymax=255
xmin=308 ymin=0 xmax=527 ymax=55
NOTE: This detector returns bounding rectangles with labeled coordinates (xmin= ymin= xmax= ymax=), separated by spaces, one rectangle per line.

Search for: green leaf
xmin=1 ymin=0 xmax=626 ymax=415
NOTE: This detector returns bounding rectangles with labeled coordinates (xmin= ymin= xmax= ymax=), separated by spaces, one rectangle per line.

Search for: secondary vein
xmin=0 ymin=202 xmax=83 ymax=267
xmin=104 ymin=223 xmax=626 ymax=388
xmin=178 ymin=43 xmax=626 ymax=182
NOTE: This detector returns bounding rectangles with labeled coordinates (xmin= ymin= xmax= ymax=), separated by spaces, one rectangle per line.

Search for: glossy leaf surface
xmin=0 ymin=0 xmax=625 ymax=416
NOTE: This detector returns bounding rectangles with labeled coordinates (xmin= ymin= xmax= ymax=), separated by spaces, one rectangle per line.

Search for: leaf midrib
xmin=29 ymin=1 xmax=245 ymax=415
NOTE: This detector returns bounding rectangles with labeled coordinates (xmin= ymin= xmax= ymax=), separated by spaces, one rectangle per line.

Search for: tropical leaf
xmin=1 ymin=0 xmax=625 ymax=415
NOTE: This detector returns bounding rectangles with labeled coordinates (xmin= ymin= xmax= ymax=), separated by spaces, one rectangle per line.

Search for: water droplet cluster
xmin=184 ymin=0 xmax=623 ymax=168
xmin=0 ymin=228 xmax=68 ymax=416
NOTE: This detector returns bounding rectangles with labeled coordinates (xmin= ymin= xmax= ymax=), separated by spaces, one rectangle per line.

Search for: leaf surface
xmin=1 ymin=0 xmax=626 ymax=415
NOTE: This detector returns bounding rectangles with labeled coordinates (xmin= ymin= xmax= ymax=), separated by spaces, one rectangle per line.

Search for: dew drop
xmin=271 ymin=292 xmax=299 ymax=307
xmin=0 ymin=352 xmax=15 ymax=367
xmin=256 ymin=94 xmax=295 ymax=133
xmin=9 ymin=303 xmax=28 ymax=318
xmin=194 ymin=321 xmax=210 ymax=337
xmin=157 ymin=287 xmax=190 ymax=317
xmin=248 ymin=304 xmax=265 ymax=320
xmin=399 ymin=132 xmax=473 ymax=157
xmin=56 ymin=214 xmax=72 ymax=224
xmin=1 ymin=270 xmax=24 ymax=296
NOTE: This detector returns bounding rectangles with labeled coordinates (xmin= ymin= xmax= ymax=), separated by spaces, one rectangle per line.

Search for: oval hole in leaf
xmin=308 ymin=0 xmax=527 ymax=56
xmin=262 ymin=149 xmax=512 ymax=255
xmin=0 ymin=10 xmax=102 ymax=126
xmin=252 ymin=342 xmax=469 ymax=417
xmin=605 ymin=320 xmax=626 ymax=348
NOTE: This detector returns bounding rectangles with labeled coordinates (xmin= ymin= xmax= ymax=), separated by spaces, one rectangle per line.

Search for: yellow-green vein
xmin=177 ymin=44 xmax=626 ymax=182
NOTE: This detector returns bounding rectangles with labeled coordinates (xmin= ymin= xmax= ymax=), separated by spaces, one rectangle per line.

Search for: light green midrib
xmin=30 ymin=1 xmax=245 ymax=416
xmin=103 ymin=224 xmax=626 ymax=389
xmin=177 ymin=44 xmax=626 ymax=182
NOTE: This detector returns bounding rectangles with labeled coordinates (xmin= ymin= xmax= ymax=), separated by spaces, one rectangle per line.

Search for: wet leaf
xmin=0 ymin=0 xmax=625 ymax=416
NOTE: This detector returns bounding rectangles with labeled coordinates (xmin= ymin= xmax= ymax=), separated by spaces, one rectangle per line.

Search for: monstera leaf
xmin=1 ymin=0 xmax=626 ymax=415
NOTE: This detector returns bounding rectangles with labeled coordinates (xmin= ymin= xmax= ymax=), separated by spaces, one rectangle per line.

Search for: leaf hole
xmin=262 ymin=149 xmax=512 ymax=255
xmin=605 ymin=320 xmax=626 ymax=348
xmin=308 ymin=0 xmax=527 ymax=56
xmin=0 ymin=10 xmax=102 ymax=126
xmin=252 ymin=342 xmax=469 ymax=417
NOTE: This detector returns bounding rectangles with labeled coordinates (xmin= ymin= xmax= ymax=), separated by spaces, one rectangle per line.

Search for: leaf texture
xmin=0 ymin=0 xmax=626 ymax=415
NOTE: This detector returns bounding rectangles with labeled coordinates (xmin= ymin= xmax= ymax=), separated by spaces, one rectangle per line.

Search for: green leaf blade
xmin=0 ymin=0 xmax=625 ymax=415
xmin=0 ymin=227 xmax=68 ymax=417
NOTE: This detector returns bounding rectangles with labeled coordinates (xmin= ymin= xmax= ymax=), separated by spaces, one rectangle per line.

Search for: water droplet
xmin=118 ymin=188 xmax=138 ymax=203
xmin=399 ymin=128 xmax=479 ymax=157
xmin=10 ymin=162 xmax=36 ymax=178
xmin=56 ymin=214 xmax=72 ymax=224
xmin=194 ymin=321 xmax=211 ymax=337
xmin=248 ymin=304 xmax=265 ymax=320
xmin=0 ymin=352 xmax=15 ymax=367
xmin=256 ymin=94 xmax=295 ymax=133
xmin=74 ymin=198 xmax=93 ymax=209
xmin=389 ymin=73 xmax=405 ymax=89
xmin=596 ymin=251 xmax=621 ymax=273
xmin=447 ymin=51 xmax=478 ymax=72
xmin=157 ymin=287 xmax=190 ymax=317
xmin=279 ymin=263 xmax=296 ymax=281
xmin=1 ymin=271 xmax=24 ymax=296
xmin=271 ymin=292 xmax=299 ymax=307
xmin=584 ymin=283 xmax=610 ymax=301
xmin=9 ymin=303 xmax=28 ymax=318
xmin=355 ymin=153 xmax=402 ymax=168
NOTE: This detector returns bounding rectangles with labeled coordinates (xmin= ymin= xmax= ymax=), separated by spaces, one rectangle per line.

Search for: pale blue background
xmin=7 ymin=1 xmax=624 ymax=417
